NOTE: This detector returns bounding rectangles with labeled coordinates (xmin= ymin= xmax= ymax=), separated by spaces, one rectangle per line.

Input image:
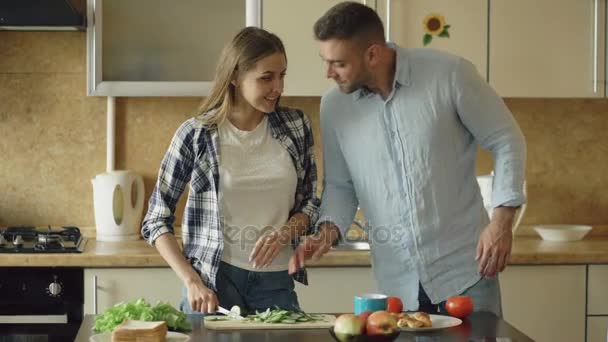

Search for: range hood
xmin=0 ymin=0 xmax=85 ymax=31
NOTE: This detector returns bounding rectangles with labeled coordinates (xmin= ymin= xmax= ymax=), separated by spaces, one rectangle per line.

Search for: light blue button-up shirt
xmin=318 ymin=45 xmax=526 ymax=310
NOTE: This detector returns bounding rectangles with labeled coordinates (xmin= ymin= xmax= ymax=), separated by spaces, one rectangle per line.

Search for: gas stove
xmin=0 ymin=226 xmax=86 ymax=253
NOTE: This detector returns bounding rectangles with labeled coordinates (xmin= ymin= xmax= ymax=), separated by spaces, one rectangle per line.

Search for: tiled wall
xmin=2 ymin=32 xmax=608 ymax=229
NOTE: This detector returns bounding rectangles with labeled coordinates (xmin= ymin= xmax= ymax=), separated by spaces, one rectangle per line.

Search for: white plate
xmin=90 ymin=331 xmax=190 ymax=342
xmin=399 ymin=314 xmax=462 ymax=332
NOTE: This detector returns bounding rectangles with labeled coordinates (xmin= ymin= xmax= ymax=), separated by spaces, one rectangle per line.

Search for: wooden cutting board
xmin=204 ymin=314 xmax=336 ymax=330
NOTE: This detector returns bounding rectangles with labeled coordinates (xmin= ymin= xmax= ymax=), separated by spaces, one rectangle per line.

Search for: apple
xmin=333 ymin=314 xmax=365 ymax=341
xmin=358 ymin=310 xmax=373 ymax=323
xmin=366 ymin=311 xmax=398 ymax=335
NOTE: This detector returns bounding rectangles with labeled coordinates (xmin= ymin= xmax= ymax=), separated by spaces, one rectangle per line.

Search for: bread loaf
xmin=111 ymin=320 xmax=168 ymax=342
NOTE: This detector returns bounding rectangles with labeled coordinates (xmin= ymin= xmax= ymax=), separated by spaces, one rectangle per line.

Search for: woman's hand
xmin=249 ymin=227 xmax=291 ymax=269
xmin=185 ymin=278 xmax=219 ymax=314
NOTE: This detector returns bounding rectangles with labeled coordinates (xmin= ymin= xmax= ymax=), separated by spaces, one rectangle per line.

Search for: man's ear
xmin=366 ymin=44 xmax=379 ymax=66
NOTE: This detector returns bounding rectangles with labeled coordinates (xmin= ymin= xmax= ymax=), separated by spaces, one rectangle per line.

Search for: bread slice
xmin=111 ymin=320 xmax=168 ymax=342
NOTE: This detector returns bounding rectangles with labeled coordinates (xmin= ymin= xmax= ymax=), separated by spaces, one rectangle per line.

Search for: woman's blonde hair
xmin=196 ymin=27 xmax=286 ymax=126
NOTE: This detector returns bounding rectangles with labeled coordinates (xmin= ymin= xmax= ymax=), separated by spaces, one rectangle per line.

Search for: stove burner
xmin=38 ymin=233 xmax=64 ymax=247
xmin=0 ymin=226 xmax=85 ymax=253
xmin=13 ymin=235 xmax=24 ymax=247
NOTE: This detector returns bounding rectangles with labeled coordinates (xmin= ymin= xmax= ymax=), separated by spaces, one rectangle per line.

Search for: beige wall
xmin=1 ymin=32 xmax=608 ymax=228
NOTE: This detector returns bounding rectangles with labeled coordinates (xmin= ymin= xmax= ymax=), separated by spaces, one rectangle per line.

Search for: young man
xmin=288 ymin=2 xmax=526 ymax=316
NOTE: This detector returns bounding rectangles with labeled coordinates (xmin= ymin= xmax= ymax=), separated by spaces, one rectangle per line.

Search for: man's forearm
xmin=491 ymin=206 xmax=517 ymax=230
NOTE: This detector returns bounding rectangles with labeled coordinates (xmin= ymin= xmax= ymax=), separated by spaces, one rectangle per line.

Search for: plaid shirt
xmin=141 ymin=107 xmax=320 ymax=290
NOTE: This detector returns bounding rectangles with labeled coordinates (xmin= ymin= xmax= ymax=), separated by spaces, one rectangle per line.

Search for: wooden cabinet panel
xmin=490 ymin=0 xmax=605 ymax=97
xmin=263 ymin=0 xmax=367 ymax=96
xmin=84 ymin=268 xmax=182 ymax=315
xmin=500 ymin=265 xmax=586 ymax=342
xmin=378 ymin=0 xmax=488 ymax=80
xmin=588 ymin=265 xmax=608 ymax=315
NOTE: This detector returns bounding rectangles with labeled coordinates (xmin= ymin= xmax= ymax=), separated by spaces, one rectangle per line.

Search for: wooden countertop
xmin=2 ymin=225 xmax=608 ymax=267
xmin=75 ymin=312 xmax=534 ymax=342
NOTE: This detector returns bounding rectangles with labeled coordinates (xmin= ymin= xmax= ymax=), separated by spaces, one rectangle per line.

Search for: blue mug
xmin=353 ymin=293 xmax=387 ymax=315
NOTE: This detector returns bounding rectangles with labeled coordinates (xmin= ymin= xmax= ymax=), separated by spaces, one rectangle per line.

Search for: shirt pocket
xmin=189 ymin=158 xmax=213 ymax=193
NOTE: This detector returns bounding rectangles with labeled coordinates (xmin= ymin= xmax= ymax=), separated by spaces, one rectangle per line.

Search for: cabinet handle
xmin=93 ymin=275 xmax=98 ymax=315
xmin=593 ymin=0 xmax=599 ymax=93
xmin=385 ymin=0 xmax=392 ymax=42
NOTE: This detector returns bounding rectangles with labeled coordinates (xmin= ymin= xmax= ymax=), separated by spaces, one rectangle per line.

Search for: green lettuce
xmin=93 ymin=298 xmax=191 ymax=332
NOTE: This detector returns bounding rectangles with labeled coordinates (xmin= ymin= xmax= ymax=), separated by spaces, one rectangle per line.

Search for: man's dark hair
xmin=313 ymin=1 xmax=385 ymax=45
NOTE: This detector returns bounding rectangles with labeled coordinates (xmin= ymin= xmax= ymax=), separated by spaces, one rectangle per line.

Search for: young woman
xmin=141 ymin=27 xmax=320 ymax=315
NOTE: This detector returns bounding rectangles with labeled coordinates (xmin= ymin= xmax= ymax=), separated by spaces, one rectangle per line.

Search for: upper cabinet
xmin=263 ymin=0 xmax=362 ymax=96
xmin=489 ymin=0 xmax=606 ymax=97
xmin=378 ymin=0 xmax=488 ymax=80
xmin=87 ymin=0 xmax=256 ymax=96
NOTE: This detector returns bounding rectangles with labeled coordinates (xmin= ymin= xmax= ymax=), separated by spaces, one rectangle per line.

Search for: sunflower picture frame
xmin=423 ymin=14 xmax=451 ymax=46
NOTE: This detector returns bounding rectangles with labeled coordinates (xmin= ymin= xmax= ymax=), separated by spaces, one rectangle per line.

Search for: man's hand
xmin=288 ymin=223 xmax=340 ymax=275
xmin=185 ymin=278 xmax=219 ymax=314
xmin=476 ymin=206 xmax=516 ymax=278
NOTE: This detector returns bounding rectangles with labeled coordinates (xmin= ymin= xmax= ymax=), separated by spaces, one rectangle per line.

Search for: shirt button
xmin=391 ymin=131 xmax=396 ymax=138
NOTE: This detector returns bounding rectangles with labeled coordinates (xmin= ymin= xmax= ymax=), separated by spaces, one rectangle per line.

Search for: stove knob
xmin=48 ymin=281 xmax=62 ymax=297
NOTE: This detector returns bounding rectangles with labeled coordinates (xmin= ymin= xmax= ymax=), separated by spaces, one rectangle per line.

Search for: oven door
xmin=0 ymin=267 xmax=83 ymax=342
xmin=0 ymin=321 xmax=81 ymax=342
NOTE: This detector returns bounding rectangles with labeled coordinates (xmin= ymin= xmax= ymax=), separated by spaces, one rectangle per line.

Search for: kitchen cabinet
xmin=84 ymin=268 xmax=182 ymax=315
xmin=294 ymin=267 xmax=376 ymax=312
xmin=87 ymin=0 xmax=253 ymax=96
xmin=489 ymin=0 xmax=606 ymax=97
xmin=587 ymin=317 xmax=608 ymax=342
xmin=588 ymin=265 xmax=608 ymax=314
xmin=262 ymin=0 xmax=367 ymax=96
xmin=377 ymin=0 xmax=488 ymax=80
xmin=500 ymin=265 xmax=586 ymax=342
xmin=587 ymin=265 xmax=608 ymax=342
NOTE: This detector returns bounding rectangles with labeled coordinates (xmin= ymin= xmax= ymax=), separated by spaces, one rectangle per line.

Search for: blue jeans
xmin=180 ymin=261 xmax=300 ymax=315
xmin=418 ymin=277 xmax=503 ymax=317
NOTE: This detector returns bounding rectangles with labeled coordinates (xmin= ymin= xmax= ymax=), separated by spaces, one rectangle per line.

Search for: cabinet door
xmin=500 ymin=265 xmax=586 ymax=342
xmin=89 ymin=0 xmax=247 ymax=96
xmin=587 ymin=316 xmax=608 ymax=342
xmin=377 ymin=0 xmax=488 ymax=80
xmin=263 ymin=0 xmax=365 ymax=96
xmin=490 ymin=0 xmax=605 ymax=97
xmin=84 ymin=268 xmax=182 ymax=315
xmin=588 ymin=265 xmax=608 ymax=315
xmin=295 ymin=267 xmax=375 ymax=312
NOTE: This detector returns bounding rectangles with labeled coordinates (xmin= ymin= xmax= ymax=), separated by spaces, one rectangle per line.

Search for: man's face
xmin=319 ymin=39 xmax=370 ymax=94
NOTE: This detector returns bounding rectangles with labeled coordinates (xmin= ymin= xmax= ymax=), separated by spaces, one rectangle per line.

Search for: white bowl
xmin=534 ymin=225 xmax=592 ymax=242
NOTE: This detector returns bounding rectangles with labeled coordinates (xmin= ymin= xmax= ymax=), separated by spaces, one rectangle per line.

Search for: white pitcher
xmin=477 ymin=172 xmax=527 ymax=233
xmin=91 ymin=170 xmax=145 ymax=241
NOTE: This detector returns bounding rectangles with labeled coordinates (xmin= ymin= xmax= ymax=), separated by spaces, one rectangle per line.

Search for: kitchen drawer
xmin=587 ymin=316 xmax=608 ymax=342
xmin=295 ymin=267 xmax=375 ymax=313
xmin=588 ymin=265 xmax=608 ymax=315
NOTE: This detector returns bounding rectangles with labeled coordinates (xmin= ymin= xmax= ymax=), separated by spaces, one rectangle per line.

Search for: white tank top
xmin=218 ymin=116 xmax=297 ymax=271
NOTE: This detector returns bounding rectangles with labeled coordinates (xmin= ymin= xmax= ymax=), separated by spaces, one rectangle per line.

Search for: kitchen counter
xmin=3 ymin=225 xmax=608 ymax=267
xmin=74 ymin=312 xmax=534 ymax=342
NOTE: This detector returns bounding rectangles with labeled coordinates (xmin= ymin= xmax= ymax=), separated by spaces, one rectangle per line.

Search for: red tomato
xmin=445 ymin=296 xmax=474 ymax=318
xmin=386 ymin=296 xmax=403 ymax=313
